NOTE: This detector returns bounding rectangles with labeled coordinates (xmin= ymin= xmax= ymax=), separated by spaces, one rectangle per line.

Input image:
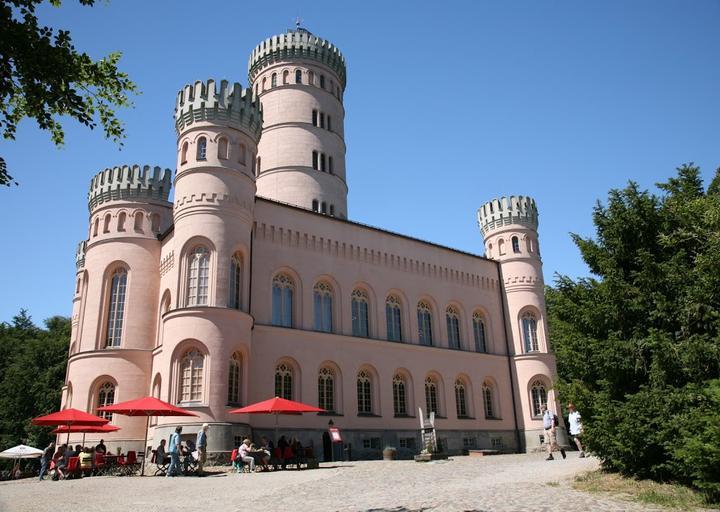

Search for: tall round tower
xmin=248 ymin=26 xmax=348 ymax=218
xmin=478 ymin=196 xmax=562 ymax=450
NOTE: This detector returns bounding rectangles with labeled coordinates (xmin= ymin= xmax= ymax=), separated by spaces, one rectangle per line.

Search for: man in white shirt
xmin=541 ymin=404 xmax=566 ymax=461
xmin=567 ymin=402 xmax=585 ymax=458
xmin=238 ymin=439 xmax=255 ymax=472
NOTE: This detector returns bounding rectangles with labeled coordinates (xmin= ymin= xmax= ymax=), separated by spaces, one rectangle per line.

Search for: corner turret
xmin=478 ymin=196 xmax=539 ymax=261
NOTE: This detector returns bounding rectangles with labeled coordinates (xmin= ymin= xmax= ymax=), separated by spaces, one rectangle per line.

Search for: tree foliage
xmin=0 ymin=309 xmax=69 ymax=451
xmin=0 ymin=0 xmax=137 ymax=186
xmin=547 ymin=164 xmax=720 ymax=502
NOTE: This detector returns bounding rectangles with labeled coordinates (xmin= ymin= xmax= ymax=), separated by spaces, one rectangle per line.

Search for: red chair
xmin=94 ymin=453 xmax=106 ymax=475
xmin=270 ymin=447 xmax=283 ymax=470
xmin=118 ymin=451 xmax=139 ymax=476
xmin=66 ymin=456 xmax=81 ymax=479
xmin=282 ymin=446 xmax=297 ymax=469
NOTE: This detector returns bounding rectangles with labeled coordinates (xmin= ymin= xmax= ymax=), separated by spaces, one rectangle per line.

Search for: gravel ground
xmin=0 ymin=453 xmax=670 ymax=512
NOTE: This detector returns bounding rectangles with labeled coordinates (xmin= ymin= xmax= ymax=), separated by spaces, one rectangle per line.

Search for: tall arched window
xmin=274 ymin=363 xmax=292 ymax=400
xmin=392 ymin=374 xmax=407 ymax=416
xmin=312 ymin=150 xmax=318 ymax=170
xmin=261 ymin=77 xmax=267 ymax=91
xmin=103 ymin=214 xmax=111 ymax=233
xmin=351 ymin=289 xmax=369 ymax=337
xmin=318 ymin=367 xmax=335 ymax=412
xmin=93 ymin=217 xmax=99 ymax=237
xmin=522 ymin=312 xmax=539 ymax=352
xmin=117 ymin=212 xmax=126 ymax=232
xmin=229 ymin=254 xmax=243 ymax=310
xmin=424 ymin=377 xmax=439 ymax=415
xmin=530 ymin=380 xmax=547 ymax=418
xmin=105 ymin=268 xmax=127 ymax=347
xmin=196 ymin=137 xmax=207 ymax=161
xmin=270 ymin=73 xmax=277 ymax=88
xmin=133 ymin=212 xmax=144 ymax=233
xmin=217 ymin=137 xmax=229 ymax=159
xmin=386 ymin=295 xmax=402 ymax=342
xmin=313 ymin=282 xmax=333 ymax=333
xmin=473 ymin=312 xmax=487 ymax=353
xmin=282 ymin=70 xmax=289 ymax=84
xmin=308 ymin=70 xmax=314 ymax=85
xmin=512 ymin=236 xmax=521 ymax=253
xmin=238 ymin=143 xmax=246 ymax=165
xmin=227 ymin=352 xmax=242 ymax=405
xmin=357 ymin=370 xmax=372 ymax=414
xmin=256 ymin=156 xmax=261 ymax=174
xmin=455 ymin=379 xmax=468 ymax=418
xmin=96 ymin=382 xmax=115 ymax=420
xmin=186 ymin=246 xmax=210 ymax=306
xmin=295 ymin=69 xmax=302 ymax=84
xmin=312 ymin=199 xmax=319 ymax=212
xmin=320 ymin=74 xmax=325 ymax=89
xmin=417 ymin=301 xmax=433 ymax=346
xmin=151 ymin=213 xmax=161 ymax=233
xmin=272 ymin=274 xmax=294 ymax=327
xmin=482 ymin=381 xmax=495 ymax=419
xmin=446 ymin=306 xmax=461 ymax=349
xmin=181 ymin=141 xmax=189 ymax=164
xmin=179 ymin=349 xmax=204 ymax=403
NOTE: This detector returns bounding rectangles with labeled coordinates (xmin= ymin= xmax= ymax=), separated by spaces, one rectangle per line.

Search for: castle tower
xmin=64 ymin=165 xmax=172 ymax=448
xmin=149 ymin=79 xmax=262 ymax=448
xmin=478 ymin=196 xmax=562 ymax=449
xmin=248 ymin=26 xmax=348 ymax=218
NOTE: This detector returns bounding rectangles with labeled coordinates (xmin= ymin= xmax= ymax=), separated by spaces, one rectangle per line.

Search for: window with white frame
xmin=274 ymin=363 xmax=292 ymax=400
xmin=417 ymin=301 xmax=433 ymax=346
xmin=96 ymin=382 xmax=115 ymax=420
xmin=227 ymin=352 xmax=241 ymax=405
xmin=313 ymin=282 xmax=333 ymax=332
xmin=482 ymin=381 xmax=496 ymax=419
xmin=186 ymin=246 xmax=210 ymax=306
xmin=522 ymin=312 xmax=539 ymax=352
xmin=455 ymin=379 xmax=468 ymax=418
xmin=271 ymin=274 xmax=294 ymax=327
xmin=228 ymin=254 xmax=242 ymax=310
xmin=446 ymin=306 xmax=461 ymax=349
xmin=105 ymin=268 xmax=127 ymax=347
xmin=424 ymin=376 xmax=439 ymax=415
xmin=179 ymin=349 xmax=204 ymax=403
xmin=393 ymin=373 xmax=407 ymax=416
xmin=318 ymin=367 xmax=335 ymax=412
xmin=351 ymin=289 xmax=369 ymax=337
xmin=473 ymin=312 xmax=488 ymax=353
xmin=357 ymin=370 xmax=372 ymax=414
xmin=386 ymin=295 xmax=402 ymax=341
xmin=530 ymin=379 xmax=547 ymax=418
xmin=196 ymin=137 xmax=207 ymax=161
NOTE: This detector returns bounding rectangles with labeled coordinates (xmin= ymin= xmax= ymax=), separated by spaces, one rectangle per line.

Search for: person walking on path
xmin=39 ymin=441 xmax=54 ymax=480
xmin=541 ymin=404 xmax=566 ymax=461
xmin=567 ymin=402 xmax=585 ymax=457
xmin=167 ymin=426 xmax=183 ymax=477
xmin=195 ymin=423 xmax=209 ymax=475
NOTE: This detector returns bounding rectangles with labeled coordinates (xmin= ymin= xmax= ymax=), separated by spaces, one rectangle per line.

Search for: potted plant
xmin=382 ymin=446 xmax=397 ymax=461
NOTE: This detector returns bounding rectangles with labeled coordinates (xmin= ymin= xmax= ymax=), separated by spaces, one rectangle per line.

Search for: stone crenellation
xmin=477 ymin=196 xmax=538 ymax=237
xmin=248 ymin=28 xmax=346 ymax=87
xmin=174 ymin=79 xmax=262 ymax=139
xmin=88 ymin=165 xmax=172 ymax=211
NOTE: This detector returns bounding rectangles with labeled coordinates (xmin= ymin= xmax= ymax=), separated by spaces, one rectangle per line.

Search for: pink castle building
xmin=63 ymin=27 xmax=563 ymax=458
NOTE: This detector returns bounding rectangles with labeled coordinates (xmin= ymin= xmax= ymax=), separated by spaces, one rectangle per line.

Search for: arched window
xmin=96 ymin=382 xmax=115 ymax=420
xmin=271 ymin=274 xmax=294 ymax=327
xmin=295 ymin=69 xmax=302 ymax=84
xmin=179 ymin=349 xmax=204 ymax=403
xmin=271 ymin=73 xmax=277 ymax=88
xmin=217 ymin=137 xmax=228 ymax=160
xmin=229 ymin=254 xmax=242 ymax=310
xmin=446 ymin=306 xmax=461 ymax=349
xmin=498 ymin=238 xmax=506 ymax=255
xmin=386 ymin=295 xmax=402 ymax=342
xmin=238 ymin=143 xmax=246 ymax=165
xmin=321 ymin=201 xmax=327 ymax=214
xmin=312 ymin=199 xmax=319 ymax=212
xmin=313 ymin=282 xmax=333 ymax=333
xmin=357 ymin=370 xmax=372 ymax=414
xmin=482 ymin=381 xmax=495 ymax=419
xmin=103 ymin=214 xmax=111 ymax=233
xmin=274 ymin=363 xmax=292 ymax=400
xmin=227 ymin=352 xmax=242 ymax=405
xmin=65 ymin=383 xmax=73 ymax=409
xmin=328 ymin=156 xmax=334 ymax=174
xmin=133 ymin=212 xmax=144 ymax=233
xmin=320 ymin=74 xmax=325 ymax=89
xmin=93 ymin=217 xmax=99 ymax=237
xmin=312 ymin=150 xmax=318 ymax=170
xmin=186 ymin=246 xmax=210 ymax=306
xmin=151 ymin=213 xmax=161 ymax=233
xmin=261 ymin=77 xmax=267 ymax=91
xmin=530 ymin=380 xmax=547 ymax=418
xmin=522 ymin=312 xmax=539 ymax=352
xmin=424 ymin=376 xmax=439 ymax=415
xmin=455 ymin=379 xmax=468 ymax=418
xmin=150 ymin=374 xmax=161 ymax=425
xmin=117 ymin=212 xmax=126 ymax=232
xmin=181 ymin=141 xmax=189 ymax=164
xmin=320 ymin=112 xmax=325 ymax=128
xmin=318 ymin=367 xmax=335 ymax=412
xmin=512 ymin=236 xmax=521 ymax=254
xmin=329 ymin=204 xmax=335 ymax=216
xmin=392 ymin=374 xmax=407 ymax=416
xmin=473 ymin=312 xmax=487 ymax=353
xmin=282 ymin=70 xmax=289 ymax=84
xmin=320 ymin=153 xmax=326 ymax=172
xmin=351 ymin=289 xmax=369 ymax=337
xmin=196 ymin=137 xmax=207 ymax=161
xmin=105 ymin=268 xmax=127 ymax=347
xmin=417 ymin=301 xmax=433 ymax=346
xmin=308 ymin=70 xmax=314 ymax=85
xmin=312 ymin=109 xmax=318 ymax=126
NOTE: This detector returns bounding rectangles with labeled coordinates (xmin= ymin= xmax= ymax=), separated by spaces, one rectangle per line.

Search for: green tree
xmin=0 ymin=0 xmax=137 ymax=186
xmin=547 ymin=164 xmax=720 ymax=502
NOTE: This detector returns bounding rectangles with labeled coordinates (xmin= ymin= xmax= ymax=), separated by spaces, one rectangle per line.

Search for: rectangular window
xmin=320 ymin=112 xmax=325 ymax=128
xmin=399 ymin=438 xmax=416 ymax=450
xmin=320 ymin=153 xmax=326 ymax=172
xmin=328 ymin=156 xmax=334 ymax=174
xmin=463 ymin=437 xmax=476 ymax=449
xmin=327 ymin=115 xmax=332 ymax=132
xmin=362 ymin=438 xmax=381 ymax=449
xmin=312 ymin=110 xmax=318 ymax=126
xmin=312 ymin=151 xmax=318 ymax=170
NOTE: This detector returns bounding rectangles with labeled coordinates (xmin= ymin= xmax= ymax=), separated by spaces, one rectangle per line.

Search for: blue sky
xmin=1 ymin=0 xmax=718 ymax=324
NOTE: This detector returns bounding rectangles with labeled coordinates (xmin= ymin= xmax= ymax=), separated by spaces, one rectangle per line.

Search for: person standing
xmin=167 ymin=426 xmax=182 ymax=477
xmin=39 ymin=441 xmax=54 ymax=480
xmin=541 ymin=404 xmax=566 ymax=461
xmin=195 ymin=423 xmax=209 ymax=475
xmin=567 ymin=402 xmax=585 ymax=458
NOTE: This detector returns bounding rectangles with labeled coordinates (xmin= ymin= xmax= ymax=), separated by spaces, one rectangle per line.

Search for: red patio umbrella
xmin=229 ymin=397 xmax=325 ymax=442
xmin=98 ymin=396 xmax=198 ymax=475
xmin=51 ymin=424 xmax=121 ymax=448
xmin=32 ymin=408 xmax=109 ymax=446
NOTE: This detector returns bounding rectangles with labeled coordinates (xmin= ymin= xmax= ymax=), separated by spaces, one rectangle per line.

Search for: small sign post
xmin=328 ymin=426 xmax=342 ymax=462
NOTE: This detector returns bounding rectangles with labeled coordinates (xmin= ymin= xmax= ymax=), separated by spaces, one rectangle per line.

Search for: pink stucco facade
xmin=62 ymin=27 xmax=564 ymax=458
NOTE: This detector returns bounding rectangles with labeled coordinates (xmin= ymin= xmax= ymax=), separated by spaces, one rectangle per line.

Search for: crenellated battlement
xmin=88 ymin=165 xmax=172 ymax=211
xmin=477 ymin=195 xmax=538 ymax=237
xmin=174 ymin=79 xmax=262 ymax=139
xmin=248 ymin=28 xmax=346 ymax=87
xmin=75 ymin=240 xmax=86 ymax=269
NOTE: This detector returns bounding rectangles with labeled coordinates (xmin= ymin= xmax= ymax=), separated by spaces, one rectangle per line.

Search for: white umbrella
xmin=0 ymin=445 xmax=43 ymax=459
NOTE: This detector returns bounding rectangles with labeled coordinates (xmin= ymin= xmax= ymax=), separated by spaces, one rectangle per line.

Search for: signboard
xmin=329 ymin=426 xmax=342 ymax=443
